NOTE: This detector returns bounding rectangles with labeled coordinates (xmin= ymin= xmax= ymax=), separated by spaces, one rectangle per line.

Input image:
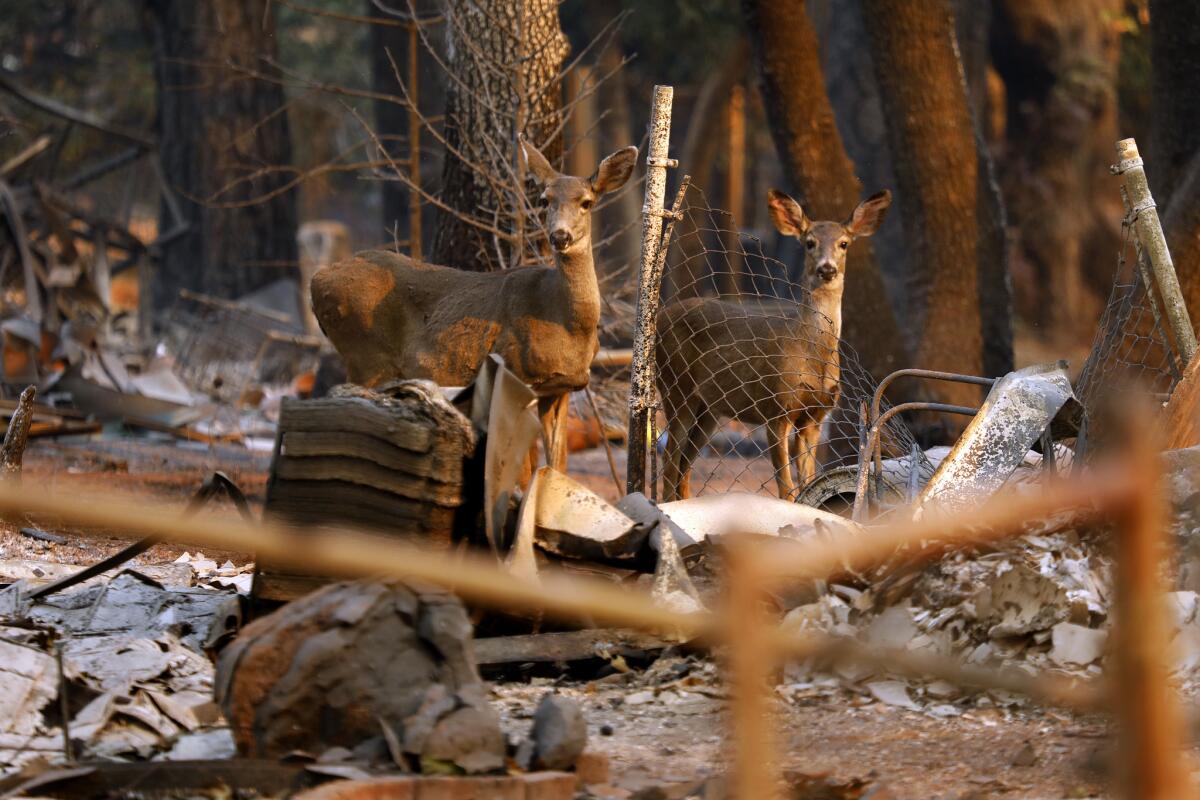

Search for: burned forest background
xmin=0 ymin=0 xmax=1188 ymax=414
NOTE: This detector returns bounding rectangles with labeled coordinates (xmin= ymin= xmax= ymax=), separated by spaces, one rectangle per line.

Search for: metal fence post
xmin=626 ymin=85 xmax=675 ymax=496
xmin=1114 ymin=138 xmax=1197 ymax=366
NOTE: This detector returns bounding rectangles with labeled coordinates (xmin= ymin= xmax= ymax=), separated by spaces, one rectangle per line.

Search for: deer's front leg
xmin=767 ymin=415 xmax=795 ymax=500
xmin=538 ymin=393 xmax=570 ymax=472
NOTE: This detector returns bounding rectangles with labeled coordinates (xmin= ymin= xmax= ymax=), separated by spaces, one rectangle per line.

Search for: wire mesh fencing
xmin=161 ymin=290 xmax=322 ymax=406
xmin=1076 ymin=201 xmax=1183 ymax=449
xmin=638 ymin=185 xmax=922 ymax=504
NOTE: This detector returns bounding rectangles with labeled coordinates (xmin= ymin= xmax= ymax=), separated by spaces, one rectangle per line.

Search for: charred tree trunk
xmin=1154 ymin=0 xmax=1200 ymax=326
xmin=741 ymin=0 xmax=912 ymax=384
xmin=1151 ymin=0 xmax=1200 ymax=207
xmin=864 ymin=0 xmax=995 ymax=411
xmin=145 ymin=0 xmax=297 ymax=309
xmin=991 ymin=0 xmax=1122 ymax=346
xmin=428 ymin=0 xmax=569 ymax=272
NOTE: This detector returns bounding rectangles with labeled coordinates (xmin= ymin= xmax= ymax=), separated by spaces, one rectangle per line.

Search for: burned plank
xmin=279 ymin=398 xmax=442 ymax=454
xmin=473 ymin=628 xmax=677 ymax=666
xmin=273 ymin=456 xmax=463 ymax=507
xmin=266 ymin=479 xmax=459 ymax=533
xmin=280 ymin=430 xmax=464 ymax=481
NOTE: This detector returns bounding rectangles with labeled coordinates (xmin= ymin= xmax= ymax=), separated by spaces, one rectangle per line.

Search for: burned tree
xmin=741 ymin=0 xmax=912 ymax=384
xmin=428 ymin=0 xmax=570 ymax=272
xmin=864 ymin=0 xmax=1008 ymax=408
xmin=1153 ymin=0 xmax=1200 ymax=326
xmin=145 ymin=0 xmax=298 ymax=308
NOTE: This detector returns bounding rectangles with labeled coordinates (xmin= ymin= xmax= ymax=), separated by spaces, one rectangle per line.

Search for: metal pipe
xmin=853 ymin=401 xmax=980 ymax=522
xmin=626 ymin=85 xmax=675 ymax=496
xmin=868 ymin=369 xmax=995 ymax=506
xmin=1114 ymin=138 xmax=1197 ymax=366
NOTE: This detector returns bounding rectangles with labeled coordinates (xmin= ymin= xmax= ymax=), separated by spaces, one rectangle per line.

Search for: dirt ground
xmin=8 ymin=436 xmax=1125 ymax=798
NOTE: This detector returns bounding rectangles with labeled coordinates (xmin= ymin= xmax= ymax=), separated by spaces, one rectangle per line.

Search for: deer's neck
xmin=807 ymin=284 xmax=843 ymax=341
xmin=552 ymin=243 xmax=601 ymax=332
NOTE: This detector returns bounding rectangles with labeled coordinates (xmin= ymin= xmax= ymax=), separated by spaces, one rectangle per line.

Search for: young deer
xmin=311 ymin=139 xmax=638 ymax=470
xmin=656 ymin=188 xmax=891 ymax=501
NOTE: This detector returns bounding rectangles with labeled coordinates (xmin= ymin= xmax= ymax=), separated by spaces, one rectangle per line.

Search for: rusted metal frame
xmin=853 ymin=401 xmax=980 ymax=522
xmin=625 ymin=84 xmax=676 ymax=496
xmin=1111 ymin=414 xmax=1190 ymax=796
xmin=1113 ymin=138 xmax=1197 ymax=367
xmin=867 ymin=368 xmax=995 ymax=506
xmin=1121 ymin=186 xmax=1182 ymax=382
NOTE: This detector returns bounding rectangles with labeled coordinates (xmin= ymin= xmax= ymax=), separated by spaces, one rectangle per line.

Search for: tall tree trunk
xmin=991 ymin=0 xmax=1122 ymax=348
xmin=741 ymin=0 xmax=912 ymax=385
xmin=1151 ymin=0 xmax=1200 ymax=207
xmin=428 ymin=0 xmax=569 ymax=272
xmin=864 ymin=0 xmax=992 ymax=411
xmin=1154 ymin=0 xmax=1200 ymax=327
xmin=145 ymin=0 xmax=297 ymax=309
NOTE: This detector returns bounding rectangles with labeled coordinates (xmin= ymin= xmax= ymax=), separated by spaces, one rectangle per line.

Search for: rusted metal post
xmin=407 ymin=21 xmax=422 ymax=262
xmin=726 ymin=543 xmax=781 ymax=800
xmin=722 ymin=83 xmax=745 ymax=295
xmin=626 ymin=85 xmax=675 ymax=496
xmin=1114 ymin=138 xmax=1197 ymax=365
xmin=1112 ymin=405 xmax=1190 ymax=798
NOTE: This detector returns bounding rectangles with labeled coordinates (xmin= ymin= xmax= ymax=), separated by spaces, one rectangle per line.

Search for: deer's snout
xmin=816 ymin=263 xmax=838 ymax=282
xmin=549 ymin=229 xmax=573 ymax=251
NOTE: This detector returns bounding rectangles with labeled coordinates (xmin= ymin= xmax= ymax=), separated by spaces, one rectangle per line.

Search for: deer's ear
xmin=846 ymin=190 xmax=891 ymax=238
xmin=591 ymin=146 xmax=639 ymax=194
xmin=521 ymin=135 xmax=558 ymax=185
xmin=767 ymin=189 xmax=809 ymax=237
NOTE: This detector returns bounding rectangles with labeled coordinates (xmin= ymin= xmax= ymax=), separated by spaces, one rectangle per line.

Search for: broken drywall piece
xmin=864 ymin=606 xmax=918 ymax=650
xmin=1049 ymin=623 xmax=1107 ymax=666
xmin=973 ymin=562 xmax=1070 ymax=638
xmin=658 ymin=492 xmax=862 ymax=543
xmin=0 ymin=638 xmax=58 ymax=737
xmin=866 ymin=680 xmax=920 ymax=711
xmin=650 ymin=524 xmax=703 ymax=616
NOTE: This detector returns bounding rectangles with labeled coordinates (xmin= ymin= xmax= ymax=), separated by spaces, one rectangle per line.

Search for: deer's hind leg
xmin=662 ymin=399 xmax=694 ymax=502
xmin=766 ymin=415 xmax=795 ymax=500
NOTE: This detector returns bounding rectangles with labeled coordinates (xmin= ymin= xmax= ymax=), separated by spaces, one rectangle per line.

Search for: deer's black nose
xmin=816 ymin=263 xmax=837 ymax=282
xmin=550 ymin=230 xmax=573 ymax=250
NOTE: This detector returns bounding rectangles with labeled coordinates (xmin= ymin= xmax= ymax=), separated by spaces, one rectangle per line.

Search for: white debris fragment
xmin=864 ymin=606 xmax=917 ymax=650
xmin=1049 ymin=623 xmax=1107 ymax=666
xmin=866 ymin=680 xmax=920 ymax=711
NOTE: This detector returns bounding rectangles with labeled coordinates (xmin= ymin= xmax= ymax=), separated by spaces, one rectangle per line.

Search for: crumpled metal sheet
xmin=464 ymin=354 xmax=542 ymax=556
xmin=919 ymin=362 xmax=1076 ymax=513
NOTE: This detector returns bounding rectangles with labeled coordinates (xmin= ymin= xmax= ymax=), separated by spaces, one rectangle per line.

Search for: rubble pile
xmin=0 ymin=567 xmax=245 ymax=767
xmin=215 ymin=579 xmax=504 ymax=773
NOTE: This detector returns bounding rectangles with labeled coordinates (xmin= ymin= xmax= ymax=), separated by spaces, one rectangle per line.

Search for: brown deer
xmin=310 ymin=138 xmax=638 ymax=470
xmin=656 ymin=188 xmax=891 ymax=501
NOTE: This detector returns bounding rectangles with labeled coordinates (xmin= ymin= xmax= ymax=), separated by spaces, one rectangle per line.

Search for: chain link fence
xmin=611 ymin=184 xmax=923 ymax=504
xmin=1076 ymin=201 xmax=1183 ymax=449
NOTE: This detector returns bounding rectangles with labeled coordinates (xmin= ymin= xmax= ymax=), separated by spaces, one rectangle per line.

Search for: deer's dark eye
xmin=805 ymin=239 xmax=816 ymax=250
xmin=581 ymin=199 xmax=594 ymax=211
xmin=539 ymin=195 xmax=550 ymax=207
xmin=839 ymin=240 xmax=849 ymax=250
